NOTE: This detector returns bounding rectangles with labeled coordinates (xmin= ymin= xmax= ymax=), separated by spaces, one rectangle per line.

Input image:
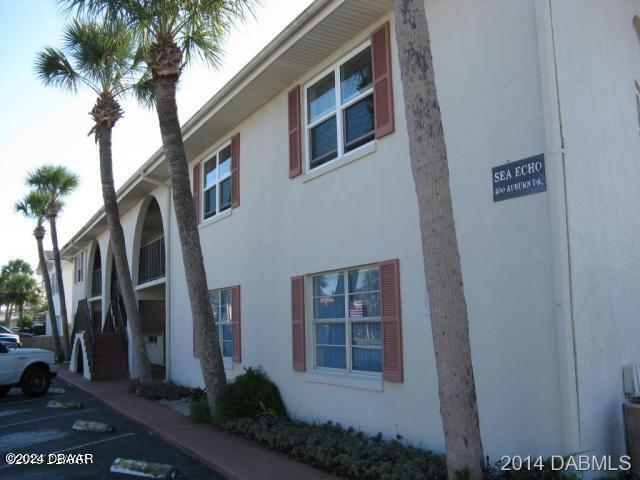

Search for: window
xmin=202 ymin=143 xmax=232 ymax=220
xmin=208 ymin=288 xmax=233 ymax=358
xmin=305 ymin=45 xmax=375 ymax=171
xmin=75 ymin=253 xmax=84 ymax=283
xmin=312 ymin=265 xmax=381 ymax=374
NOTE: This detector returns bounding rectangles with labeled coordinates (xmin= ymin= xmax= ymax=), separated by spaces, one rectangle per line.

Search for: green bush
xmin=223 ymin=417 xmax=446 ymax=480
xmin=130 ymin=380 xmax=203 ymax=401
xmin=190 ymin=396 xmax=211 ymax=423
xmin=189 ymin=367 xmax=287 ymax=426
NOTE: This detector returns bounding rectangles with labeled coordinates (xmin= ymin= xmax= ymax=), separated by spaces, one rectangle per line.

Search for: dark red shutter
xmin=192 ymin=163 xmax=201 ymax=223
xmin=380 ymin=259 xmax=403 ymax=382
xmin=231 ymin=285 xmax=241 ymax=363
xmin=371 ymin=22 xmax=395 ymax=138
xmin=288 ymin=86 xmax=302 ymax=178
xmin=231 ymin=133 xmax=240 ymax=208
xmin=291 ymin=275 xmax=306 ymax=371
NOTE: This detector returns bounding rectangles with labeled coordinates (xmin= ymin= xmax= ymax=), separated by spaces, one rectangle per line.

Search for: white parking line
xmin=0 ymin=393 xmax=67 ymax=407
xmin=0 ymin=409 xmax=94 ymax=429
xmin=52 ymin=432 xmax=137 ymax=453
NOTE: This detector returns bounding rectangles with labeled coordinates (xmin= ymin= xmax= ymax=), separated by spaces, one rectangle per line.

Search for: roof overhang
xmin=61 ymin=0 xmax=393 ymax=256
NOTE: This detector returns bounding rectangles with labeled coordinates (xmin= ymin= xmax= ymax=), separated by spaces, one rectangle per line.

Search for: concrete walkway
xmin=58 ymin=368 xmax=337 ymax=480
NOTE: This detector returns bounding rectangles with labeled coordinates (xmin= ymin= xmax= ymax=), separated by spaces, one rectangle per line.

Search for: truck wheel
xmin=0 ymin=385 xmax=10 ymax=397
xmin=20 ymin=365 xmax=50 ymax=398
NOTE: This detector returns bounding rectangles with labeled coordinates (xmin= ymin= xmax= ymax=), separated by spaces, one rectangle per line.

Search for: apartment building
xmin=61 ymin=0 xmax=640 ymax=463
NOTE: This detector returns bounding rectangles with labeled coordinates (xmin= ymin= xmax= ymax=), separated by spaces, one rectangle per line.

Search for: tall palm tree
xmin=15 ymin=191 xmax=65 ymax=362
xmin=35 ymin=20 xmax=153 ymax=382
xmin=3 ymin=273 xmax=38 ymax=331
xmin=394 ymin=1 xmax=484 ymax=478
xmin=27 ymin=165 xmax=80 ymax=360
xmin=0 ymin=259 xmax=34 ymax=326
xmin=64 ymin=0 xmax=254 ymax=408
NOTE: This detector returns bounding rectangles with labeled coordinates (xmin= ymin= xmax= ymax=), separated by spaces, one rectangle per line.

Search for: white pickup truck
xmin=0 ymin=343 xmax=58 ymax=397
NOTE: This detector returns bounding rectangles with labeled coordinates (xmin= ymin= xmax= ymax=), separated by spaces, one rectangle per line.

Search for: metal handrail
xmin=110 ymin=278 xmax=129 ymax=369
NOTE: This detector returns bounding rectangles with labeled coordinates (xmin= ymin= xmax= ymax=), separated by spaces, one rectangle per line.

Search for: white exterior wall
xmin=550 ymin=0 xmax=640 ymax=458
xmin=44 ymin=259 xmax=73 ymax=336
xmin=167 ymin=1 xmax=565 ymax=458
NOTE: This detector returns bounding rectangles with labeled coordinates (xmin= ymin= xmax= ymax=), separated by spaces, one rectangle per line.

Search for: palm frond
xmin=130 ymin=70 xmax=156 ymax=109
xmin=26 ymin=165 xmax=80 ymax=201
xmin=15 ymin=191 xmax=50 ymax=224
xmin=34 ymin=47 xmax=79 ymax=92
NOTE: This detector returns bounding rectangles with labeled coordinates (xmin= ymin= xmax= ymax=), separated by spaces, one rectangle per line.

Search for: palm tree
xmin=27 ymin=165 xmax=80 ymax=360
xmin=15 ymin=191 xmax=65 ymax=362
xmin=35 ymin=20 xmax=153 ymax=382
xmin=3 ymin=273 xmax=38 ymax=331
xmin=0 ymin=259 xmax=33 ymax=326
xmin=63 ymin=0 xmax=255 ymax=408
xmin=394 ymin=1 xmax=484 ymax=478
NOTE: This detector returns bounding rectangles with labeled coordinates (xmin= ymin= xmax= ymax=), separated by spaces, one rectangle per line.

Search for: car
xmin=0 ymin=342 xmax=58 ymax=397
xmin=0 ymin=325 xmax=21 ymax=348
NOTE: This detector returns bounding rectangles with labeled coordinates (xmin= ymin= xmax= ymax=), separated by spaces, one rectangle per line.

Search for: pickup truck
xmin=0 ymin=343 xmax=58 ymax=397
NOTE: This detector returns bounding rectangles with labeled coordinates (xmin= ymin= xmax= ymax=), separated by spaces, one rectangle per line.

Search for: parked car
xmin=0 ymin=326 xmax=21 ymax=348
xmin=0 ymin=342 xmax=57 ymax=397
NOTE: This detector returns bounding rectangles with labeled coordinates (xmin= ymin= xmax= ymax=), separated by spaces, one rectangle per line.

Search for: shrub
xmin=130 ymin=380 xmax=203 ymax=401
xmin=223 ymin=417 xmax=446 ymax=480
xmin=189 ymin=367 xmax=287 ymax=426
xmin=190 ymin=396 xmax=211 ymax=423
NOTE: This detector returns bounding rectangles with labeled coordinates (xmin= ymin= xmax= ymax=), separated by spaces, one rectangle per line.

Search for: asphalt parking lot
xmin=0 ymin=378 xmax=222 ymax=479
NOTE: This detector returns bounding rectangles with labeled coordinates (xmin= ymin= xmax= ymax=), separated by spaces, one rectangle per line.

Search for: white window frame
xmin=201 ymin=140 xmax=233 ymax=222
xmin=75 ymin=252 xmax=84 ymax=284
xmin=209 ymin=287 xmax=233 ymax=360
xmin=303 ymin=41 xmax=375 ymax=173
xmin=310 ymin=264 xmax=382 ymax=378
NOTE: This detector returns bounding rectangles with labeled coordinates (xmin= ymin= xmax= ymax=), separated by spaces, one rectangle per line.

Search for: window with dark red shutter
xmin=192 ymin=163 xmax=201 ymax=224
xmin=371 ymin=21 xmax=395 ymax=138
xmin=231 ymin=285 xmax=241 ymax=363
xmin=231 ymin=133 xmax=240 ymax=208
xmin=380 ymin=258 xmax=403 ymax=382
xmin=288 ymin=86 xmax=302 ymax=178
xmin=291 ymin=275 xmax=306 ymax=371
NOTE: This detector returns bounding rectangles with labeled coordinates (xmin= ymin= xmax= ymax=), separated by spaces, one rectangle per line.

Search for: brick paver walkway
xmin=59 ymin=368 xmax=337 ymax=480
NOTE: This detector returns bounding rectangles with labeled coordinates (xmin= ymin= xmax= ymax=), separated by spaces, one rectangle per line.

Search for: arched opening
xmin=134 ymin=197 xmax=167 ymax=380
xmin=88 ymin=242 xmax=102 ymax=333
xmin=76 ymin=342 xmax=84 ymax=374
xmin=138 ymin=198 xmax=165 ymax=285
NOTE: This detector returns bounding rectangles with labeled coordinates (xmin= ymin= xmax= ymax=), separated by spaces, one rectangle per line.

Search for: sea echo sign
xmin=492 ymin=154 xmax=546 ymax=202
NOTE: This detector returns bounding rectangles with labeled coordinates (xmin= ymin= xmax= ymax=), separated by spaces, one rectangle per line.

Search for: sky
xmin=0 ymin=0 xmax=314 ymax=271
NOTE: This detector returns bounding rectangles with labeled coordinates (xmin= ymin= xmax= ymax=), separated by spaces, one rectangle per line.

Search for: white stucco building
xmin=61 ymin=0 xmax=640 ymax=464
xmin=40 ymin=250 xmax=73 ymax=337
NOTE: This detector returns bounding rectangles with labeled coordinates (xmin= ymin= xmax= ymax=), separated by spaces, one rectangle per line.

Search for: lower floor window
xmin=209 ymin=288 xmax=233 ymax=358
xmin=312 ymin=265 xmax=381 ymax=374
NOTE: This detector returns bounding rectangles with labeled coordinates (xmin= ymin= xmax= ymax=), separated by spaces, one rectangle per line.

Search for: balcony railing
xmin=91 ymin=268 xmax=102 ymax=297
xmin=139 ymin=237 xmax=165 ymax=284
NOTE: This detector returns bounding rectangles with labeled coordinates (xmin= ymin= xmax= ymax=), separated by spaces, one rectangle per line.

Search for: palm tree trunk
xmin=36 ymin=232 xmax=64 ymax=362
xmin=4 ymin=304 xmax=12 ymax=327
xmin=18 ymin=304 xmax=23 ymax=331
xmin=97 ymin=126 xmax=152 ymax=383
xmin=49 ymin=214 xmax=71 ymax=360
xmin=394 ymin=2 xmax=484 ymax=478
xmin=153 ymin=75 xmax=228 ymax=407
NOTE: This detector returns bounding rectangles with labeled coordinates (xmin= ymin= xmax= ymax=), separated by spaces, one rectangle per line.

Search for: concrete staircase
xmin=92 ymin=332 xmax=128 ymax=381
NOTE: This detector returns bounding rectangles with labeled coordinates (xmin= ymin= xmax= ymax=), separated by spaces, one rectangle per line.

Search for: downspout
xmin=534 ymin=0 xmax=581 ymax=452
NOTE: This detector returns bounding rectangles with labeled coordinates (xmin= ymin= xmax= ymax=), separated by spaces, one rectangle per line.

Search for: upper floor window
xmin=74 ymin=252 xmax=84 ymax=284
xmin=202 ymin=143 xmax=232 ymax=220
xmin=312 ymin=265 xmax=381 ymax=374
xmin=305 ymin=44 xmax=374 ymax=171
xmin=208 ymin=287 xmax=233 ymax=358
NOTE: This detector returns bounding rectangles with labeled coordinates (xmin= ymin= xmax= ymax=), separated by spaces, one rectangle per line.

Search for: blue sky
xmin=0 ymin=0 xmax=313 ymax=270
